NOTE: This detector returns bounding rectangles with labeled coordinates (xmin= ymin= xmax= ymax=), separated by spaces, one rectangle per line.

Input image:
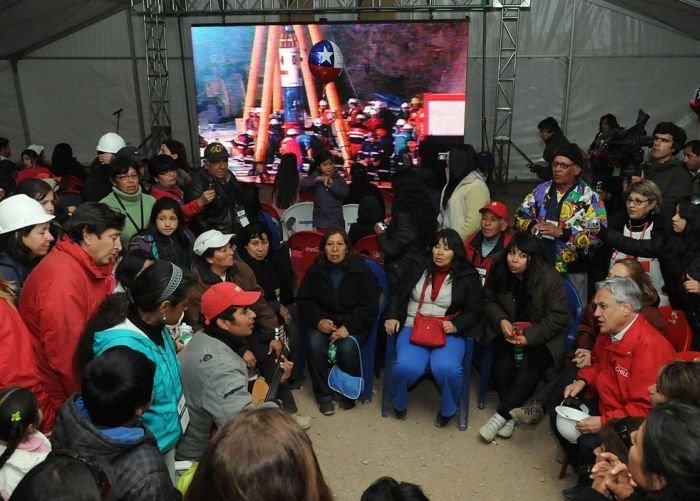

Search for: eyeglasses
xmin=51 ymin=450 xmax=111 ymax=499
xmin=626 ymin=197 xmax=650 ymax=206
xmin=552 ymin=161 xmax=575 ymax=169
xmin=115 ymin=173 xmax=139 ymax=181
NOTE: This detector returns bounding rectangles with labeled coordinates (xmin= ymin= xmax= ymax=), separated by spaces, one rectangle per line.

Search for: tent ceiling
xmin=597 ymin=0 xmax=700 ymax=39
xmin=0 ymin=0 xmax=131 ymax=60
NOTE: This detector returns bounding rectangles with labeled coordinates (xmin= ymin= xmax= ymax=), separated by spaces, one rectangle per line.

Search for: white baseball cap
xmin=193 ymin=229 xmax=235 ymax=256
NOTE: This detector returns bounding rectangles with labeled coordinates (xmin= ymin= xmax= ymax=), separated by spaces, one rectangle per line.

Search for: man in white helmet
xmin=82 ymin=132 xmax=127 ymax=202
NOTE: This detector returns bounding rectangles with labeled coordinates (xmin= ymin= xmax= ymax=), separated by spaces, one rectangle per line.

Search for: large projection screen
xmin=191 ymin=21 xmax=468 ymax=179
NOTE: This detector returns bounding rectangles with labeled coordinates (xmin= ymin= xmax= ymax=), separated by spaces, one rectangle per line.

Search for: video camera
xmin=589 ymin=109 xmax=653 ymax=177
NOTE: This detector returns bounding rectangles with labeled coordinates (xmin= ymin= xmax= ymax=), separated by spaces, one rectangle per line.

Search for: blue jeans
xmin=389 ymin=326 xmax=465 ymax=417
xmin=307 ymin=329 xmax=361 ymax=403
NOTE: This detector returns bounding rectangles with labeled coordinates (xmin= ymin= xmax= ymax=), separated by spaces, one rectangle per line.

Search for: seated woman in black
xmin=479 ymin=231 xmax=570 ymax=443
xmin=297 ymin=229 xmax=378 ymax=415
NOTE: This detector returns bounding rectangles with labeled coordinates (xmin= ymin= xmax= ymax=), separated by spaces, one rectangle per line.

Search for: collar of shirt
xmin=610 ymin=314 xmax=639 ymax=343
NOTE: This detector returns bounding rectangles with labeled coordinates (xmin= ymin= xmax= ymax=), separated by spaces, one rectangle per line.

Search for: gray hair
xmin=595 ymin=277 xmax=643 ymax=312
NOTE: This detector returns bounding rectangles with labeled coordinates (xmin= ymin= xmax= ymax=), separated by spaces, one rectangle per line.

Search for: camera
xmin=589 ymin=109 xmax=652 ymax=174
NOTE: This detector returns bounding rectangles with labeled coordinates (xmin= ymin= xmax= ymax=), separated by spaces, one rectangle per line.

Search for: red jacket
xmin=577 ymin=315 xmax=675 ymax=424
xmin=18 ymin=237 xmax=115 ymax=418
xmin=0 ymin=298 xmax=56 ymax=432
xmin=150 ymin=184 xmax=203 ymax=222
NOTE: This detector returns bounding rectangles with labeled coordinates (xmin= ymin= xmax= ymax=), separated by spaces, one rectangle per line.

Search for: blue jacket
xmin=0 ymin=252 xmax=30 ymax=301
xmin=93 ymin=320 xmax=183 ymax=453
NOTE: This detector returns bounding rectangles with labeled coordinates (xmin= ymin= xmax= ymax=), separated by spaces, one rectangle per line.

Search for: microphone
xmin=112 ymin=108 xmax=124 ymax=116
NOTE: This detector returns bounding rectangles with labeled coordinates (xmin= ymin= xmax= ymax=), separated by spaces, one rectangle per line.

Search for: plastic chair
xmin=281 ymin=202 xmax=314 ymax=241
xmin=676 ymin=351 xmax=700 ymax=361
xmin=287 ymin=231 xmax=322 ymax=288
xmin=381 ymin=327 xmax=475 ymax=431
xmin=353 ymin=234 xmax=384 ymax=265
xmin=562 ymin=278 xmax=584 ymax=354
xmin=342 ymin=203 xmax=359 ymax=234
xmin=477 ymin=277 xmax=583 ymax=410
xmin=359 ymin=259 xmax=389 ymax=403
xmin=658 ymin=307 xmax=693 ymax=352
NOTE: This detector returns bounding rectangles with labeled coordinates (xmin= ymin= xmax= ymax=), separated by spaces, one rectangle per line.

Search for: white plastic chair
xmin=342 ymin=203 xmax=359 ymax=234
xmin=281 ymin=202 xmax=314 ymax=241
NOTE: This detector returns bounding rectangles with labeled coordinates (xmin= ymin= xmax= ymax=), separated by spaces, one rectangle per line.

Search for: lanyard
xmin=112 ymin=190 xmax=144 ymax=232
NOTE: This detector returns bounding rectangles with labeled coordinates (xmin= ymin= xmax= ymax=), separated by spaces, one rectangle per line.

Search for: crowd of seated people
xmin=0 ymin=115 xmax=699 ymax=501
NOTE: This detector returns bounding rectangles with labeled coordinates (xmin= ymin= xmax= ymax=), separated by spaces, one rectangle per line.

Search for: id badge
xmin=476 ymin=267 xmax=487 ymax=286
xmin=178 ymin=394 xmax=190 ymax=432
xmin=237 ymin=209 xmax=250 ymax=228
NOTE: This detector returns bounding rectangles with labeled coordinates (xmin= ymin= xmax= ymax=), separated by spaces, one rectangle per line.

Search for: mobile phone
xmin=207 ymin=182 xmax=215 ymax=190
xmin=377 ymin=222 xmax=387 ymax=231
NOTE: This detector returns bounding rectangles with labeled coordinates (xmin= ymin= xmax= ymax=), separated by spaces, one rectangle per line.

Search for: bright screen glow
xmin=191 ymin=21 xmax=468 ymax=178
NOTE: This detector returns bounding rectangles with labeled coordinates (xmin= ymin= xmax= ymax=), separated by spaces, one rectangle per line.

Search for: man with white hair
xmin=553 ymin=277 xmax=675 ymax=498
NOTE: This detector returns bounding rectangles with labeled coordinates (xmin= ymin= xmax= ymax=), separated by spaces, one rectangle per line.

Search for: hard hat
xmin=402 ymin=123 xmax=414 ymax=131
xmin=96 ymin=132 xmax=126 ymax=154
xmin=313 ymin=118 xmax=322 ymax=127
xmin=356 ymin=114 xmax=367 ymax=121
xmin=0 ymin=194 xmax=55 ymax=234
xmin=395 ymin=119 xmax=406 ymax=127
xmin=401 ymin=102 xmax=410 ymax=109
xmin=348 ymin=98 xmax=360 ymax=106
xmin=319 ymin=99 xmax=328 ymax=107
xmin=286 ymin=128 xmax=298 ymax=136
xmin=270 ymin=118 xmax=280 ymax=125
xmin=27 ymin=144 xmax=44 ymax=156
xmin=369 ymin=108 xmax=378 ymax=116
xmin=363 ymin=106 xmax=373 ymax=115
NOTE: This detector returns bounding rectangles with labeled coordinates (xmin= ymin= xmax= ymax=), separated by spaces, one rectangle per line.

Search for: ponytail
xmin=0 ymin=387 xmax=40 ymax=471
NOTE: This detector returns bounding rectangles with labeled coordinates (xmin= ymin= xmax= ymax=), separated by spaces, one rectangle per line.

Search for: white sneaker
xmin=497 ymin=418 xmax=516 ymax=438
xmin=294 ymin=414 xmax=312 ymax=430
xmin=479 ymin=413 xmax=507 ymax=443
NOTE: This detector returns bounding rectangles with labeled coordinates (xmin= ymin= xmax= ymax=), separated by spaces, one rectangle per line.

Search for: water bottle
xmin=179 ymin=323 xmax=193 ymax=346
xmin=328 ymin=343 xmax=337 ymax=365
xmin=514 ymin=345 xmax=525 ymax=368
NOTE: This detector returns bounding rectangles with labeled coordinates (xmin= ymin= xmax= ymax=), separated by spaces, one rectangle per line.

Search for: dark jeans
xmin=531 ymin=360 xmax=579 ymax=411
xmin=550 ymin=400 xmax=601 ymax=478
xmin=492 ymin=336 xmax=554 ymax=418
xmin=308 ymin=329 xmax=361 ymax=403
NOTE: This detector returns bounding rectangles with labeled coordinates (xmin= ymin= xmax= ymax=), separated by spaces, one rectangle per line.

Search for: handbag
xmin=328 ymin=335 xmax=364 ymax=400
xmin=409 ymin=274 xmax=452 ymax=348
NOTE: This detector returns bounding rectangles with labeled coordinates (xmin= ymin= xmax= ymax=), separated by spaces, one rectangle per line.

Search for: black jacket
xmin=51 ymin=394 xmax=180 ymax=501
xmin=484 ymin=260 xmax=571 ymax=371
xmin=296 ymin=258 xmax=379 ymax=345
xmin=184 ymin=169 xmax=256 ymax=236
xmin=643 ymin=158 xmax=694 ymax=220
xmin=237 ymin=246 xmax=296 ymax=310
xmin=377 ymin=212 xmax=427 ymax=290
xmin=385 ymin=255 xmax=484 ymax=340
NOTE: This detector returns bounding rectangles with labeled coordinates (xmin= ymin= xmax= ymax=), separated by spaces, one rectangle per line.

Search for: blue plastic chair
xmin=360 ymin=259 xmax=389 ymax=403
xmin=476 ymin=277 xmax=582 ymax=409
xmin=381 ymin=325 xmax=475 ymax=431
xmin=562 ymin=278 xmax=583 ymax=354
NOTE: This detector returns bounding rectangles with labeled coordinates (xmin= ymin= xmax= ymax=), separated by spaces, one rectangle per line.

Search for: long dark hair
xmin=185 ymin=408 xmax=333 ymax=501
xmin=642 ymin=402 xmax=700 ymax=501
xmin=0 ymin=225 xmax=42 ymax=266
xmin=0 ymin=387 xmax=40 ymax=471
xmin=426 ymin=228 xmax=470 ymax=277
xmin=441 ymin=144 xmax=479 ymax=209
xmin=74 ymin=260 xmax=194 ymax=376
xmin=490 ymin=231 xmax=545 ymax=291
xmin=666 ymin=197 xmax=700 ymax=266
xmin=272 ymin=153 xmax=299 ymax=210
xmin=146 ymin=197 xmax=192 ymax=251
xmin=390 ymin=169 xmax=437 ymax=250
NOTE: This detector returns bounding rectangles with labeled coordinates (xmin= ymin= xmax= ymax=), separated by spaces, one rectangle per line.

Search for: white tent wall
xmin=0 ymin=1 xmax=698 ymax=178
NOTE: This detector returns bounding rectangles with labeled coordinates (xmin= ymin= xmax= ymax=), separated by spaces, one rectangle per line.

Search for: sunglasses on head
xmin=51 ymin=450 xmax=112 ymax=499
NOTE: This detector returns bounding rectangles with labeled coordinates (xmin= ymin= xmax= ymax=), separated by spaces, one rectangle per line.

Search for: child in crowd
xmin=299 ymin=150 xmax=349 ymax=232
xmin=464 ymin=201 xmax=512 ymax=285
xmin=130 ymin=197 xmax=195 ymax=270
xmin=51 ymin=346 xmax=180 ymax=501
xmin=361 ymin=476 xmax=430 ymax=501
xmin=0 ymin=387 xmax=51 ymax=500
